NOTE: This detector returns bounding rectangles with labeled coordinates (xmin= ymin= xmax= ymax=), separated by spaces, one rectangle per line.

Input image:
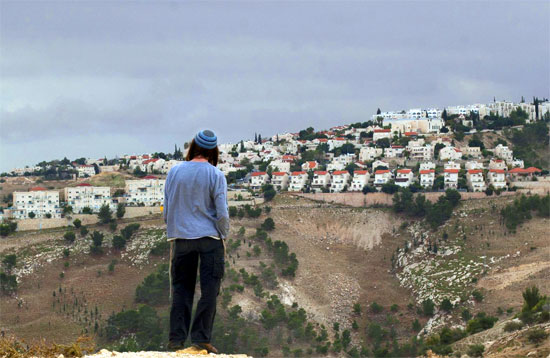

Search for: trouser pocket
xmin=212 ymin=256 xmax=225 ymax=279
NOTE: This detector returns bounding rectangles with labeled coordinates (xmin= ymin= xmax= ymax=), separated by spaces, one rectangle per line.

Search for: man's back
xmin=164 ymin=161 xmax=229 ymax=239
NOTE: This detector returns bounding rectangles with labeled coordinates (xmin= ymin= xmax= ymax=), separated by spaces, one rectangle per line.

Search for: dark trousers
xmin=169 ymin=237 xmax=225 ymax=344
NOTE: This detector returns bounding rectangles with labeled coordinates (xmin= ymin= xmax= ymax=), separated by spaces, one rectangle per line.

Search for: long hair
xmin=185 ymin=139 xmax=219 ymax=166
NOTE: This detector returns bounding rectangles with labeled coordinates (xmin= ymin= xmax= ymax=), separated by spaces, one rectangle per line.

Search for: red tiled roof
xmin=468 ymin=169 xmax=483 ymax=174
xmin=30 ymin=186 xmax=47 ymax=191
xmin=420 ymin=170 xmax=435 ymax=174
xmin=251 ymin=171 xmax=267 ymax=177
xmin=332 ymin=170 xmax=349 ymax=175
xmin=391 ymin=145 xmax=404 ymax=148
xmin=318 ymin=138 xmax=328 ymax=142
xmin=353 ymin=170 xmax=368 ymax=175
xmin=143 ymin=175 xmax=158 ymax=179
xmin=77 ymin=183 xmax=92 ymax=187
xmin=374 ymin=129 xmax=391 ymax=133
xmin=444 ymin=169 xmax=459 ymax=173
xmin=527 ymin=167 xmax=542 ymax=173
xmin=509 ymin=167 xmax=542 ymax=174
xmin=334 ymin=137 xmax=346 ymax=141
xmin=142 ymin=155 xmax=150 ymax=159
xmin=271 ymin=172 xmax=287 ymax=176
xmin=291 ymin=171 xmax=306 ymax=176
xmin=454 ymin=148 xmax=462 ymax=153
xmin=375 ymin=170 xmax=390 ymax=174
xmin=397 ymin=169 xmax=411 ymax=174
xmin=78 ymin=164 xmax=94 ymax=167
xmin=404 ymin=131 xmax=418 ymax=136
xmin=492 ymin=159 xmax=503 ymax=163
xmin=306 ymin=161 xmax=317 ymax=169
xmin=314 ymin=171 xmax=328 ymax=175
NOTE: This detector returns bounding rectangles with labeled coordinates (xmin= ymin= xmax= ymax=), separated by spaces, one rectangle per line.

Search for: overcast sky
xmin=1 ymin=1 xmax=549 ymax=171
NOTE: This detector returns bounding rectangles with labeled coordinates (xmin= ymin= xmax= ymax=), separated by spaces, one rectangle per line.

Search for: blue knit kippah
xmin=195 ymin=129 xmax=217 ymax=149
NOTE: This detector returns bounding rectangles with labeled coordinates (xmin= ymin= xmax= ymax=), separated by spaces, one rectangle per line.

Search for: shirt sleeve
xmin=213 ymin=172 xmax=230 ymax=239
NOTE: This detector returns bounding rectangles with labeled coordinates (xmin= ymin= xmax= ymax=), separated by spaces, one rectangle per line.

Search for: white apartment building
xmin=65 ymin=184 xmax=116 ymax=213
xmin=419 ymin=162 xmax=436 ymax=171
xmin=384 ymin=146 xmax=405 ymax=158
xmin=408 ymin=108 xmax=424 ymax=119
xmin=488 ymin=159 xmax=507 ymax=170
xmin=311 ymin=171 xmax=331 ymax=192
xmin=13 ymin=187 xmax=61 ymax=219
xmin=326 ymin=161 xmax=346 ymax=172
xmin=395 ymin=169 xmax=413 ymax=188
xmin=330 ymin=171 xmax=351 ymax=192
xmin=494 ymin=144 xmax=514 ymax=162
xmin=250 ymin=172 xmax=269 ymax=191
xmin=510 ymin=159 xmax=524 ymax=168
xmin=419 ymin=170 xmax=435 ymax=188
xmin=408 ymin=144 xmax=433 ymax=161
xmin=374 ymin=170 xmax=392 ymax=187
xmin=488 ymin=169 xmax=507 ymax=190
xmin=465 ymin=161 xmax=484 ymax=170
xmin=288 ymin=171 xmax=308 ymax=192
xmin=373 ymin=129 xmax=392 ymax=141
xmin=426 ymin=108 xmax=442 ymax=118
xmin=359 ymin=147 xmax=383 ymax=162
xmin=467 ymin=170 xmax=486 ymax=192
xmin=462 ymin=146 xmax=482 ymax=158
xmin=125 ymin=176 xmax=165 ymax=206
xmin=444 ymin=169 xmax=459 ymax=189
xmin=372 ymin=160 xmax=389 ymax=171
xmin=444 ymin=161 xmax=461 ymax=170
xmin=270 ymin=172 xmax=289 ymax=191
xmin=350 ymin=170 xmax=370 ymax=192
xmin=439 ymin=147 xmax=463 ymax=161
xmin=76 ymin=165 xmax=96 ymax=178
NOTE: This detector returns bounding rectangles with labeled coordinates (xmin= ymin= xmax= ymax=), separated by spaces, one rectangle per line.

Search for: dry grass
xmin=0 ymin=335 xmax=95 ymax=358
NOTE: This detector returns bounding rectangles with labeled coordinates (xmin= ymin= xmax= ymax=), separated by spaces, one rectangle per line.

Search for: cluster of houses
xmin=247 ymin=158 xmax=542 ymax=194
xmin=7 ymin=175 xmax=166 ymax=220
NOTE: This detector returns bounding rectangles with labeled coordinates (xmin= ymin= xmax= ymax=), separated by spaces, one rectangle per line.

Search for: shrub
xmin=116 ymin=203 xmax=125 ymax=219
xmin=390 ymin=304 xmax=399 ymax=312
xmin=370 ymin=301 xmax=383 ymax=313
xmin=112 ymin=235 xmax=127 ymax=250
xmin=97 ymin=204 xmax=113 ymax=224
xmin=63 ymin=231 xmax=76 ymax=243
xmin=461 ymin=308 xmax=472 ymax=321
xmin=109 ymin=221 xmax=117 ymax=232
xmin=440 ymin=298 xmax=453 ymax=312
xmin=135 ymin=264 xmax=169 ymax=305
xmin=80 ymin=226 xmax=89 ymax=237
xmin=527 ymin=328 xmax=549 ymax=344
xmin=353 ymin=303 xmax=362 ymax=315
xmin=150 ymin=240 xmax=170 ymax=255
xmin=412 ymin=319 xmax=421 ymax=332
xmin=467 ymin=344 xmax=484 ymax=357
xmin=503 ymin=321 xmax=523 ymax=332
xmin=466 ymin=312 xmax=498 ymax=334
xmin=72 ymin=219 xmax=82 ymax=228
xmin=261 ymin=217 xmax=275 ymax=231
xmin=472 ymin=289 xmax=484 ymax=302
xmin=121 ymin=223 xmax=140 ymax=240
xmin=229 ymin=206 xmax=238 ymax=218
xmin=522 ymin=286 xmax=541 ymax=312
xmin=422 ymin=299 xmax=435 ymax=316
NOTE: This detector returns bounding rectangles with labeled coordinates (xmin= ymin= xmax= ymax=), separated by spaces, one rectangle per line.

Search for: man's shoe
xmin=193 ymin=342 xmax=219 ymax=354
xmin=167 ymin=340 xmax=185 ymax=351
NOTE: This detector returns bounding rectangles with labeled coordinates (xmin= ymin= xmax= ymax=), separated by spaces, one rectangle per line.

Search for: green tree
xmin=28 ymin=212 xmax=36 ymax=219
xmin=98 ymin=204 xmax=113 ymax=224
xmin=2 ymin=254 xmax=16 ymax=272
xmin=261 ymin=217 xmax=275 ymax=231
xmin=72 ymin=218 xmax=82 ymax=228
xmin=64 ymin=231 xmax=76 ymax=243
xmin=422 ymin=299 xmax=435 ymax=316
xmin=112 ymin=235 xmax=127 ymax=250
xmin=116 ymin=203 xmax=126 ymax=219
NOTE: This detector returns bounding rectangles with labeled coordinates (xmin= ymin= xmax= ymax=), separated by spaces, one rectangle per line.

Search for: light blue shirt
xmin=164 ymin=161 xmax=229 ymax=240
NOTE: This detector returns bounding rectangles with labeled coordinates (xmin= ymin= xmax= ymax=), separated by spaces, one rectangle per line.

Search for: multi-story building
xmin=419 ymin=161 xmax=436 ymax=171
xmin=444 ymin=161 xmax=461 ymax=170
xmin=288 ymin=171 xmax=308 ymax=192
xmin=125 ymin=176 xmax=165 ymax=206
xmin=270 ymin=172 xmax=289 ymax=191
xmin=13 ymin=187 xmax=61 ymax=219
xmin=465 ymin=161 xmax=484 ymax=170
xmin=467 ymin=169 xmax=486 ymax=192
xmin=488 ymin=169 xmax=507 ymax=190
xmin=384 ymin=146 xmax=405 ymax=158
xmin=488 ymin=159 xmax=507 ymax=170
xmin=76 ymin=165 xmax=96 ymax=178
xmin=395 ymin=169 xmax=413 ymax=188
xmin=444 ymin=169 xmax=459 ymax=189
xmin=439 ymin=146 xmax=463 ymax=161
xmin=374 ymin=169 xmax=392 ymax=187
xmin=250 ymin=172 xmax=269 ymax=191
xmin=350 ymin=170 xmax=370 ymax=191
xmin=330 ymin=170 xmax=351 ymax=192
xmin=65 ymin=184 xmax=116 ymax=213
xmin=311 ymin=171 xmax=331 ymax=192
xmin=419 ymin=170 xmax=435 ymax=188
xmin=462 ymin=146 xmax=482 ymax=158
xmin=494 ymin=144 xmax=514 ymax=162
xmin=373 ymin=129 xmax=392 ymax=141
xmin=359 ymin=147 xmax=383 ymax=162
xmin=408 ymin=144 xmax=433 ymax=161
xmin=508 ymin=167 xmax=542 ymax=182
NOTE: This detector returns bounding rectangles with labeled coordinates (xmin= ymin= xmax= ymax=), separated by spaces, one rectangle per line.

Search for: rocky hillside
xmin=1 ymin=192 xmax=549 ymax=357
